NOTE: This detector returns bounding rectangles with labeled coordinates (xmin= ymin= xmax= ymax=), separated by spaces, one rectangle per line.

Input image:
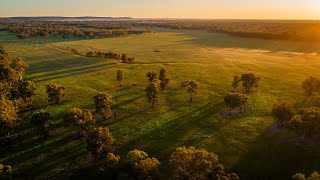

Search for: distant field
xmin=1 ymin=28 xmax=320 ymax=179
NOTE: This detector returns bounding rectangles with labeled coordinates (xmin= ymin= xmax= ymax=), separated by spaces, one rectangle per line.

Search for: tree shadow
xmin=234 ymin=125 xmax=320 ymax=179
xmin=116 ymin=102 xmax=225 ymax=157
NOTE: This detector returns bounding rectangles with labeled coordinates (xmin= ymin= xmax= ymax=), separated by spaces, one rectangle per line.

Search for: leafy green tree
xmin=117 ymin=69 xmax=124 ymax=83
xmin=105 ymin=153 xmax=121 ymax=179
xmin=292 ymin=171 xmax=320 ymax=180
xmin=241 ymin=73 xmax=260 ymax=93
xmin=46 ymin=83 xmax=66 ymax=104
xmin=11 ymin=57 xmax=28 ymax=81
xmin=302 ymin=77 xmax=320 ymax=96
xmin=30 ymin=111 xmax=53 ymax=139
xmin=18 ymin=80 xmax=36 ymax=106
xmin=292 ymin=173 xmax=305 ymax=180
xmin=224 ymin=93 xmax=248 ymax=115
xmin=0 ymin=98 xmax=18 ymax=145
xmin=9 ymin=88 xmax=19 ymax=106
xmin=86 ymin=127 xmax=115 ymax=160
xmin=169 ymin=146 xmax=237 ymax=180
xmin=93 ymin=92 xmax=115 ymax=119
xmin=126 ymin=149 xmax=160 ymax=179
xmin=159 ymin=68 xmax=170 ymax=90
xmin=181 ymin=80 xmax=199 ymax=102
xmin=145 ymin=82 xmax=159 ymax=107
xmin=146 ymin=71 xmax=158 ymax=82
xmin=232 ymin=75 xmax=241 ymax=90
xmin=64 ymin=108 xmax=95 ymax=138
xmin=0 ymin=82 xmax=10 ymax=97
xmin=272 ymin=101 xmax=295 ymax=128
xmin=121 ymin=53 xmax=128 ymax=63
xmin=0 ymin=63 xmax=19 ymax=88
xmin=0 ymin=163 xmax=12 ymax=180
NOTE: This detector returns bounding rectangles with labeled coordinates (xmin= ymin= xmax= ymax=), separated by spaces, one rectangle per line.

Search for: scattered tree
xmin=232 ymin=75 xmax=241 ymax=91
xmin=146 ymin=71 xmax=158 ymax=82
xmin=30 ymin=111 xmax=54 ymax=139
xmin=64 ymin=108 xmax=95 ymax=138
xmin=121 ymin=54 xmax=128 ymax=62
xmin=0 ymin=98 xmax=18 ymax=145
xmin=302 ymin=77 xmax=320 ymax=96
xmin=292 ymin=171 xmax=320 ymax=180
xmin=241 ymin=73 xmax=260 ymax=93
xmin=126 ymin=149 xmax=160 ymax=179
xmin=86 ymin=127 xmax=115 ymax=160
xmin=0 ymin=163 xmax=12 ymax=180
xmin=105 ymin=153 xmax=121 ymax=179
xmin=11 ymin=57 xmax=28 ymax=81
xmin=181 ymin=80 xmax=199 ymax=102
xmin=224 ymin=93 xmax=248 ymax=115
xmin=159 ymin=68 xmax=170 ymax=90
xmin=117 ymin=69 xmax=124 ymax=83
xmin=46 ymin=83 xmax=66 ymax=104
xmin=18 ymin=80 xmax=36 ymax=106
xmin=272 ymin=101 xmax=295 ymax=128
xmin=145 ymin=82 xmax=160 ymax=107
xmin=93 ymin=92 xmax=115 ymax=119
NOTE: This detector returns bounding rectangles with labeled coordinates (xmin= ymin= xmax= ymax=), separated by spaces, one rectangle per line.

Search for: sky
xmin=0 ymin=0 xmax=319 ymax=19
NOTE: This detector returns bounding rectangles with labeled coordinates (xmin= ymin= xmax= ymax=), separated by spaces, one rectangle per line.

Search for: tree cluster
xmin=286 ymin=107 xmax=320 ymax=144
xmin=64 ymin=47 xmax=135 ymax=63
xmin=98 ymin=147 xmax=239 ymax=180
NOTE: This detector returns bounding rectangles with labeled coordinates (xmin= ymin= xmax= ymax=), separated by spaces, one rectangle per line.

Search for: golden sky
xmin=0 ymin=0 xmax=319 ymax=19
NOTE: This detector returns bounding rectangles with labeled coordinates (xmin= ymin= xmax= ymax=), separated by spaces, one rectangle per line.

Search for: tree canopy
xmin=30 ymin=111 xmax=54 ymax=139
xmin=45 ymin=83 xmax=66 ymax=104
xmin=64 ymin=108 xmax=95 ymax=137
xmin=86 ymin=127 xmax=115 ymax=160
xmin=181 ymin=80 xmax=199 ymax=102
xmin=272 ymin=101 xmax=295 ymax=128
xmin=145 ymin=82 xmax=160 ymax=107
xmin=0 ymin=98 xmax=18 ymax=144
xmin=93 ymin=92 xmax=115 ymax=119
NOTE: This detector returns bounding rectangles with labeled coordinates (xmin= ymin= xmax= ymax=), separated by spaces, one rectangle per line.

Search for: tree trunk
xmin=229 ymin=107 xmax=232 ymax=115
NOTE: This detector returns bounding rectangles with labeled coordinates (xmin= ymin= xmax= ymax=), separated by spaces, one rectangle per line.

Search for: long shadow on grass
xmin=34 ymin=64 xmax=115 ymax=83
xmin=1 ymin=133 xmax=75 ymax=166
xmin=234 ymin=126 xmax=320 ymax=179
xmin=116 ymin=102 xmax=226 ymax=157
xmin=178 ymin=31 xmax=320 ymax=53
xmin=31 ymin=62 xmax=115 ymax=80
xmin=18 ymin=140 xmax=86 ymax=178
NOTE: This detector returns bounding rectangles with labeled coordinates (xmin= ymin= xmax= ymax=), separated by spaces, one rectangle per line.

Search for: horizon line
xmin=0 ymin=16 xmax=320 ymax=21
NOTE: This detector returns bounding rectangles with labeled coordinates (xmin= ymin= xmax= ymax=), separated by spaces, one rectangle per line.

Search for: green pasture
xmin=1 ymin=28 xmax=320 ymax=179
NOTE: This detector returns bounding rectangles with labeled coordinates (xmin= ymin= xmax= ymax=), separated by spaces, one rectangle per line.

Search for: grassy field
xmin=1 ymin=28 xmax=320 ymax=179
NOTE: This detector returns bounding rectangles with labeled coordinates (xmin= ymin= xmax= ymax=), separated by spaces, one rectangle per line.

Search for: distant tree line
xmin=136 ymin=20 xmax=320 ymax=42
xmin=0 ymin=21 xmax=151 ymax=39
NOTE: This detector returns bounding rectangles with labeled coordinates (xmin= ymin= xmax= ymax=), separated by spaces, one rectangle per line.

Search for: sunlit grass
xmin=0 ymin=29 xmax=320 ymax=178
